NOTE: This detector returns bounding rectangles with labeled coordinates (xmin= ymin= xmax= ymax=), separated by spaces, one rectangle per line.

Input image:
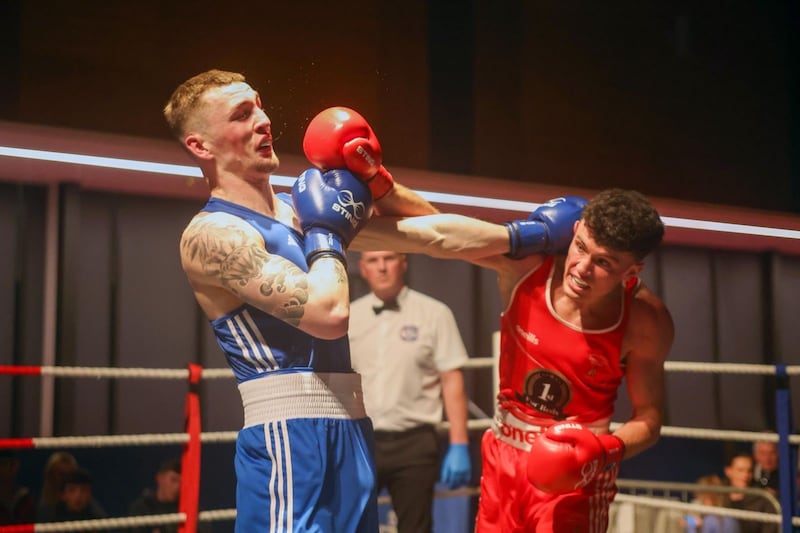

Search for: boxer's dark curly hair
xmin=582 ymin=189 xmax=664 ymax=261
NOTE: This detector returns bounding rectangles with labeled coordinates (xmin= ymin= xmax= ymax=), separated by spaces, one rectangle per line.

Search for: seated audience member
xmin=128 ymin=458 xmax=211 ymax=533
xmin=0 ymin=450 xmax=35 ymax=525
xmin=128 ymin=458 xmax=181 ymax=533
xmin=683 ymin=474 xmax=739 ymax=533
xmin=724 ymin=451 xmax=778 ymax=533
xmin=38 ymin=467 xmax=109 ymax=530
xmin=751 ymin=440 xmax=779 ymax=496
xmin=37 ymin=450 xmax=78 ymax=519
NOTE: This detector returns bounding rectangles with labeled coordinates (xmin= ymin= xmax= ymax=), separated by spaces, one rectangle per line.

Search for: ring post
xmin=179 ymin=363 xmax=203 ymax=533
xmin=774 ymin=363 xmax=796 ymax=532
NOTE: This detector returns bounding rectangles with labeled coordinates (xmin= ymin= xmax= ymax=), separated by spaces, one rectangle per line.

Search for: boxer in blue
xmin=164 ymin=70 xmax=434 ymax=532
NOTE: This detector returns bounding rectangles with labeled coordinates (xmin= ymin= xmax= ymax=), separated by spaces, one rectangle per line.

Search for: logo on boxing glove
xmin=355 ymin=145 xmax=377 ymax=167
xmin=575 ymin=459 xmax=601 ymax=490
xmin=542 ymin=197 xmax=568 ymax=208
xmin=332 ymin=190 xmax=367 ymax=229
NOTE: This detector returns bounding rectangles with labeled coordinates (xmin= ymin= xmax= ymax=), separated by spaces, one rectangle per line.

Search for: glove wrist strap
xmin=598 ymin=433 xmax=625 ymax=467
xmin=304 ymin=228 xmax=346 ymax=266
xmin=505 ymin=220 xmax=547 ymax=259
xmin=368 ymin=166 xmax=395 ymax=200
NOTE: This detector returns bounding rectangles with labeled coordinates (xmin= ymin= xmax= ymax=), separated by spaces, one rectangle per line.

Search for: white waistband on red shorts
xmin=492 ymin=407 xmax=611 ymax=451
xmin=239 ymin=371 xmax=366 ymax=428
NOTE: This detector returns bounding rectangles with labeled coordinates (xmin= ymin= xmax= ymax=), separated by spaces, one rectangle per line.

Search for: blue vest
xmin=200 ymin=196 xmax=352 ymax=383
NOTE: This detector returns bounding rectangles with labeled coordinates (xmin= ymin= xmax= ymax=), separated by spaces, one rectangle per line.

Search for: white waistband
xmin=492 ymin=407 xmax=611 ymax=451
xmin=239 ymin=372 xmax=366 ymax=428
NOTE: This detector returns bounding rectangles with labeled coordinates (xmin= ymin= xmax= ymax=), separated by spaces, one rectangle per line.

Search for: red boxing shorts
xmin=475 ymin=426 xmax=619 ymax=532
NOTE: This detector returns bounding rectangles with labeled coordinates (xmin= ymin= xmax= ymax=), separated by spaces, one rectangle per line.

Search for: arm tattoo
xmin=333 ymin=260 xmax=348 ymax=284
xmin=182 ymin=219 xmax=308 ymax=325
xmin=262 ymin=271 xmax=308 ymax=326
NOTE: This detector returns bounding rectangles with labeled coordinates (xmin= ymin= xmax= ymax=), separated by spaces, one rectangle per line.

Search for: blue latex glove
xmin=439 ymin=443 xmax=472 ymax=489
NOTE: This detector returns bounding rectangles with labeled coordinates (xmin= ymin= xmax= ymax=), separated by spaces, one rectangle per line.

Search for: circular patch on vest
xmin=516 ymin=368 xmax=571 ymax=419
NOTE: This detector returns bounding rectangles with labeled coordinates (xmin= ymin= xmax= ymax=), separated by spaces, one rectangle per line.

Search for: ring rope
xmin=0 ymin=512 xmax=187 ymax=532
xmin=613 ymin=494 xmax=793 ymax=526
xmin=0 ymin=510 xmax=240 ymax=533
xmin=0 ymin=365 xmax=233 ymax=379
xmin=2 ymin=360 xmax=799 ymax=378
xmin=0 ymin=431 xmax=240 ymax=450
xmin=0 ymin=425 xmax=798 ymax=451
xmin=616 ymin=478 xmax=782 ymax=512
xmin=464 ymin=359 xmax=798 ymax=375
xmin=663 ymin=361 xmax=796 ymax=375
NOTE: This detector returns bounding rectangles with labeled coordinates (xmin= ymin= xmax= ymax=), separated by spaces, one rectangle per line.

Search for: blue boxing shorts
xmin=234 ymin=371 xmax=378 ymax=533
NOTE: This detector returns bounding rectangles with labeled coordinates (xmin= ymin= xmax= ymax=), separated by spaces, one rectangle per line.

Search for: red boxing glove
xmin=303 ymin=106 xmax=395 ymax=200
xmin=527 ymin=423 xmax=625 ymax=494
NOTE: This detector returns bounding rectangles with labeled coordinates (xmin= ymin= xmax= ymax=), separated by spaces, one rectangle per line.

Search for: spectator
xmin=38 ymin=467 xmax=109 ymax=531
xmin=0 ymin=450 xmax=35 ymax=525
xmin=724 ymin=451 xmax=778 ymax=533
xmin=751 ymin=440 xmax=779 ymax=496
xmin=349 ymin=251 xmax=472 ymax=533
xmin=128 ymin=458 xmax=182 ymax=533
xmin=683 ymin=474 xmax=739 ymax=533
xmin=36 ymin=450 xmax=78 ymax=519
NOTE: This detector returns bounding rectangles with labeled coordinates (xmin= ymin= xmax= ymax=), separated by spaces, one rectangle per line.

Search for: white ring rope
xmin=12 ymin=424 xmax=800 ymax=450
xmin=25 ymin=513 xmax=187 ymax=532
xmin=616 ymin=478 xmax=782 ymax=512
xmin=464 ymin=359 xmax=796 ymax=375
xmin=3 ymin=359 xmax=797 ymax=378
xmin=613 ymin=494 xmax=795 ymax=526
xmin=22 ymin=431 xmax=239 ymax=448
xmin=663 ymin=361 xmax=799 ymax=375
xmin=3 ymin=510 xmax=236 ymax=532
xmin=29 ymin=366 xmax=234 ymax=379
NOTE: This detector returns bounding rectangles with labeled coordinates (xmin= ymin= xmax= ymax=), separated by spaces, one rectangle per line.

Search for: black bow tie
xmin=372 ymin=300 xmax=399 ymax=315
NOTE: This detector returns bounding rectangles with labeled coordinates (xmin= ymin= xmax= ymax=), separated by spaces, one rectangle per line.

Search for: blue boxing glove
xmin=292 ymin=168 xmax=373 ymax=265
xmin=439 ymin=443 xmax=471 ymax=489
xmin=504 ymin=196 xmax=587 ymax=258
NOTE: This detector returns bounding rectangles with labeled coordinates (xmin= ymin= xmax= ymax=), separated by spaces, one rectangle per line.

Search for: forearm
xmin=374 ymin=182 xmax=439 ymax=216
xmin=613 ymin=409 xmax=662 ymax=459
xmin=618 ymin=320 xmax=671 ymax=459
xmin=441 ymin=369 xmax=469 ymax=444
xmin=301 ymin=257 xmax=351 ymax=339
xmin=353 ymin=214 xmax=510 ymax=260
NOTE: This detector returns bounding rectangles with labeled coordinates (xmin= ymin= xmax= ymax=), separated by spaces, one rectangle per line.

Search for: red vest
xmin=498 ymin=256 xmax=637 ymax=424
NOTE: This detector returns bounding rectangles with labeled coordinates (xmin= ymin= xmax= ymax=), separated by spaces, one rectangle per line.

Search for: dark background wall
xmin=0 ymin=1 xmax=799 ymax=212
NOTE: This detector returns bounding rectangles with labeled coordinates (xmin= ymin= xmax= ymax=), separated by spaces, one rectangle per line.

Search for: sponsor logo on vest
xmin=497 ymin=423 xmax=542 ymax=447
xmin=515 ymin=324 xmax=539 ymax=345
xmin=517 ymin=368 xmax=571 ymax=419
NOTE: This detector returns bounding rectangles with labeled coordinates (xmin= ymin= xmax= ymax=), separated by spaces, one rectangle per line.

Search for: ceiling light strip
xmin=1 ymin=146 xmax=798 ymax=240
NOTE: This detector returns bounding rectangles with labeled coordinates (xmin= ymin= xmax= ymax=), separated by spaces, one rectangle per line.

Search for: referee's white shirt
xmin=348 ymin=286 xmax=469 ymax=432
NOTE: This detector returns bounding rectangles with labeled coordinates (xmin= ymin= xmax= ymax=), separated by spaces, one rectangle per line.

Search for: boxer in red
xmin=357 ymin=189 xmax=675 ymax=532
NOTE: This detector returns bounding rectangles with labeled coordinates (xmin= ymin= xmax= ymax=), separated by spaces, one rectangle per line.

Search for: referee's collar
xmin=370 ymin=286 xmax=409 ymax=313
